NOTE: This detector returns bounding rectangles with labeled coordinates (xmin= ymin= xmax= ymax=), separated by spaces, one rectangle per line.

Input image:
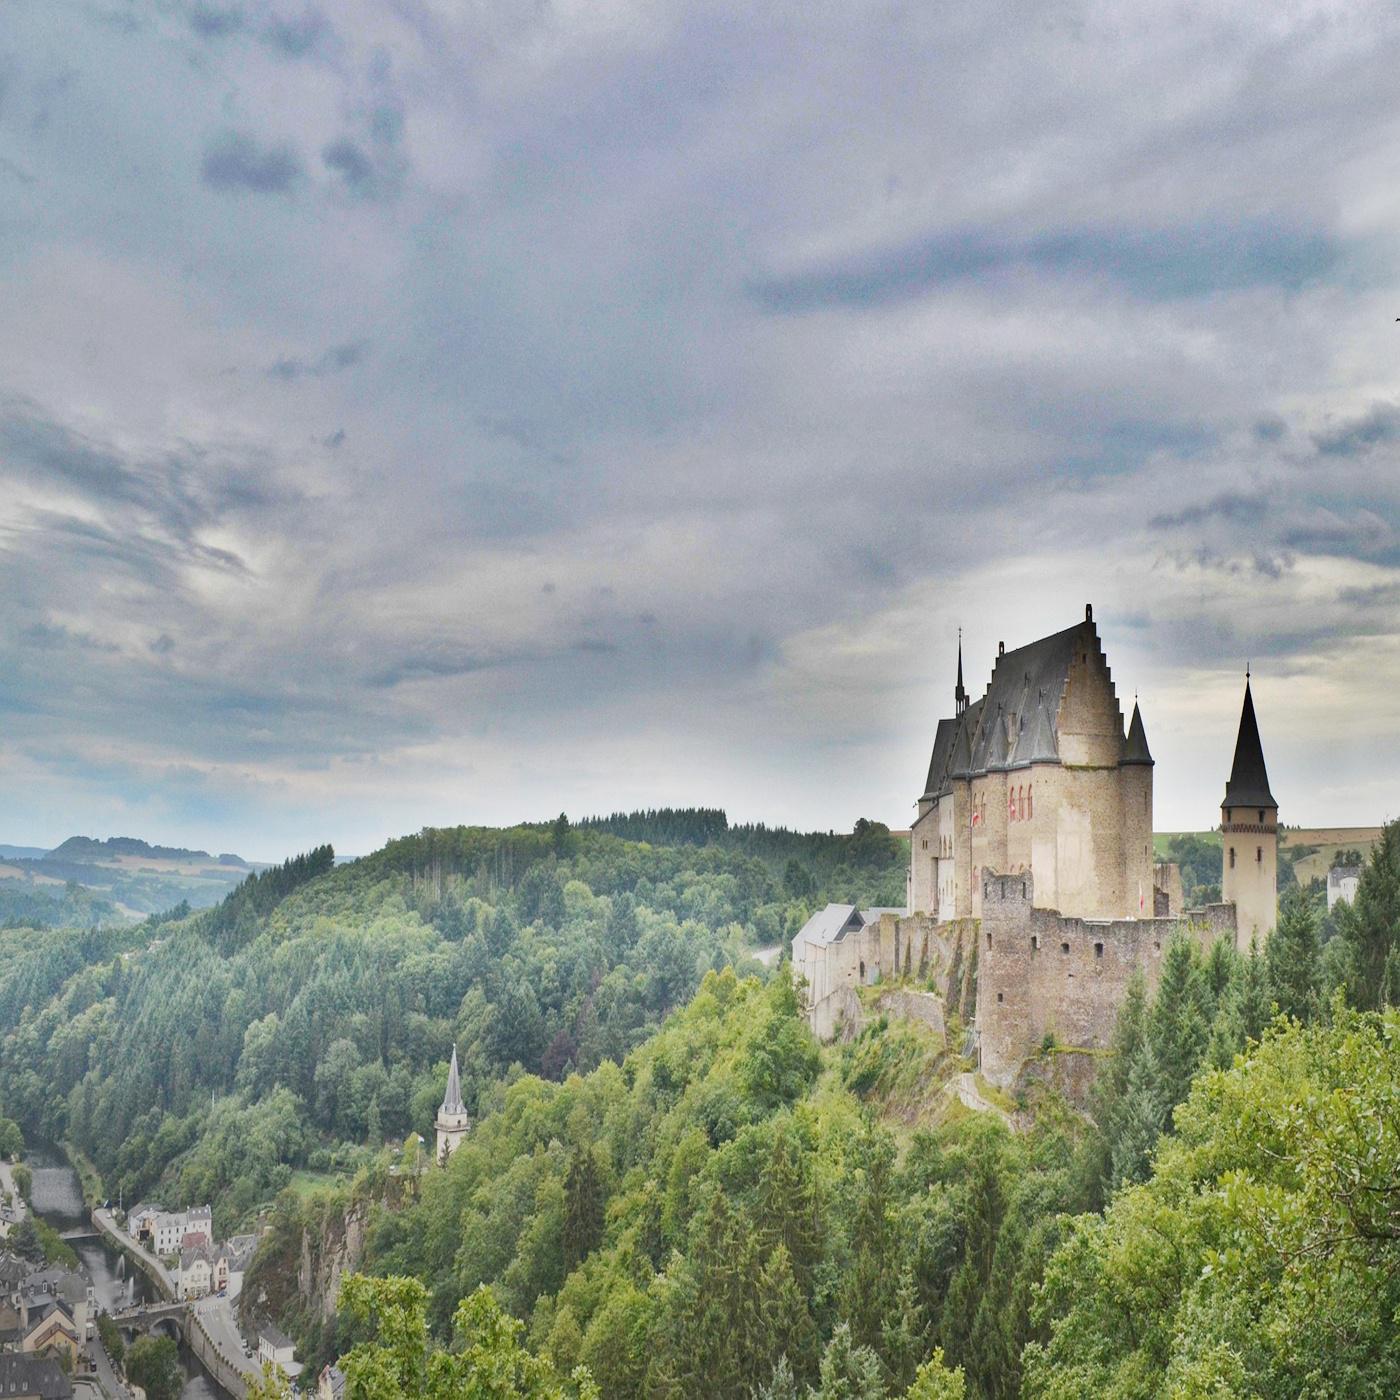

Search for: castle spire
xmin=1223 ymin=676 xmax=1275 ymax=809
xmin=1122 ymin=699 xmax=1153 ymax=765
xmin=441 ymin=1043 xmax=465 ymax=1116
xmin=955 ymin=628 xmax=967 ymax=715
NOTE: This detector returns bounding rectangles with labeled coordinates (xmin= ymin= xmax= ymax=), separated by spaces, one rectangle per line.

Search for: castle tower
xmin=1221 ymin=675 xmax=1278 ymax=946
xmin=435 ymin=1044 xmax=470 ymax=1163
xmin=1119 ymin=699 xmax=1155 ymax=915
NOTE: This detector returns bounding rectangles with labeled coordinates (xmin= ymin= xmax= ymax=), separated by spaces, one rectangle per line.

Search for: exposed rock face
xmin=297 ymin=1204 xmax=367 ymax=1322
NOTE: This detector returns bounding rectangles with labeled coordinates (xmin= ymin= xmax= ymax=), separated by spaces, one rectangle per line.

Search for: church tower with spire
xmin=1221 ymin=674 xmax=1278 ymax=947
xmin=435 ymin=1045 xmax=470 ymax=1163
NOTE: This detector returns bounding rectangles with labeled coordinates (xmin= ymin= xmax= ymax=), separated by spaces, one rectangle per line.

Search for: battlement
xmin=976 ymin=871 xmax=1236 ymax=1089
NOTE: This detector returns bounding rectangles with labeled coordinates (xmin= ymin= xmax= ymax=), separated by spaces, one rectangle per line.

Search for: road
xmin=194 ymin=1294 xmax=261 ymax=1387
xmin=86 ymin=1332 xmax=133 ymax=1400
xmin=0 ymin=1158 xmax=27 ymax=1222
xmin=91 ymin=1207 xmax=176 ymax=1297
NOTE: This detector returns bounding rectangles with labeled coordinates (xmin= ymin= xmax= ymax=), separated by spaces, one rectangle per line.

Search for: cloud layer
xmin=1 ymin=0 xmax=1399 ymax=857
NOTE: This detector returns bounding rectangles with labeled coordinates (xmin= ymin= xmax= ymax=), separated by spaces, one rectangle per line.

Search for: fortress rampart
xmin=976 ymin=871 xmax=1235 ymax=1088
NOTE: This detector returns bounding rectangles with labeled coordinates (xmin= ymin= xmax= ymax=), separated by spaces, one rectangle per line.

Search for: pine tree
xmin=1149 ymin=937 xmax=1208 ymax=1124
xmin=563 ymin=1145 xmax=604 ymax=1272
xmin=845 ymin=1134 xmax=899 ymax=1353
xmin=1109 ymin=1042 xmax=1166 ymax=1190
xmin=881 ymin=1264 xmax=929 ymax=1392
xmin=1333 ymin=819 xmax=1400 ymax=1010
xmin=810 ymin=1324 xmax=886 ymax=1400
xmin=1266 ymin=886 xmax=1320 ymax=1023
xmin=755 ymin=1355 xmax=800 ymax=1400
xmin=1237 ymin=936 xmax=1272 ymax=1042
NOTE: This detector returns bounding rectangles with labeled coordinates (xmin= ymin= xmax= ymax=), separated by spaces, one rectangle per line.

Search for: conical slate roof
xmin=1122 ymin=701 xmax=1153 ymax=766
xmin=1222 ymin=679 xmax=1275 ymax=809
xmin=440 ymin=1044 xmax=466 ymax=1117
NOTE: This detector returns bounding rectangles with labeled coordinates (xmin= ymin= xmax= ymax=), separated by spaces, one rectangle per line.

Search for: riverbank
xmin=92 ymin=1207 xmax=176 ymax=1299
xmin=64 ymin=1141 xmax=105 ymax=1209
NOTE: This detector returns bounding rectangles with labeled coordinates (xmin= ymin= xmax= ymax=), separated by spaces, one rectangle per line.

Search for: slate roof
xmin=923 ymin=620 xmax=1093 ymax=793
xmin=0 ymin=1353 xmax=72 ymax=1398
xmin=1122 ymin=701 xmax=1153 ymax=765
xmin=793 ymin=904 xmax=866 ymax=950
xmin=1222 ymin=679 xmax=1276 ymax=809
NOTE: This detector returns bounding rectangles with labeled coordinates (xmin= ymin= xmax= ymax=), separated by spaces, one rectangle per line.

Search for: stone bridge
xmin=110 ymin=1299 xmax=188 ymax=1342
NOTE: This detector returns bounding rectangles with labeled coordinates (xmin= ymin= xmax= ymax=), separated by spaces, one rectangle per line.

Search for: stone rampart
xmin=976 ymin=872 xmax=1235 ymax=1089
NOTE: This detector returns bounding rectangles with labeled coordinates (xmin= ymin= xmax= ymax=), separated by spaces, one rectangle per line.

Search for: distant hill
xmin=46 ymin=835 xmax=253 ymax=866
xmin=0 ymin=834 xmax=263 ymax=920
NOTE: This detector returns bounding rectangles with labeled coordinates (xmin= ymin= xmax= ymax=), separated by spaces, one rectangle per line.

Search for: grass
xmin=286 ymin=1169 xmax=346 ymax=1200
xmin=62 ymin=1140 xmax=105 ymax=1209
xmin=973 ymin=1074 xmax=1019 ymax=1115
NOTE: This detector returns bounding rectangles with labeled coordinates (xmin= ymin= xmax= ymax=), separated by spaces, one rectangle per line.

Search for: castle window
xmin=1256 ymin=846 xmax=1262 ymax=863
xmin=996 ymin=992 xmax=1004 ymax=1003
xmin=1258 ymin=809 xmax=1264 ymax=823
xmin=1153 ymin=940 xmax=1161 ymax=952
xmin=1094 ymin=942 xmax=1103 ymax=959
xmin=1060 ymin=941 xmax=1070 ymax=954
xmin=1229 ymin=846 xmax=1236 ymax=869
xmin=1031 ymin=935 xmax=1040 ymax=950
xmin=986 ymin=930 xmax=992 ymax=949
xmin=1027 ymin=786 xmax=1032 ymax=819
xmin=922 ymin=840 xmax=927 ymax=850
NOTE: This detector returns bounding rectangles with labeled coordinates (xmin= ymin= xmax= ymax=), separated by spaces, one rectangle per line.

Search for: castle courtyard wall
xmin=977 ymin=872 xmax=1235 ymax=1089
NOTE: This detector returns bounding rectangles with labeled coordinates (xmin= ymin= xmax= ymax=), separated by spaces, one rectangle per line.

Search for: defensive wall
xmin=802 ymin=913 xmax=960 ymax=1039
xmin=976 ymin=872 xmax=1235 ymax=1089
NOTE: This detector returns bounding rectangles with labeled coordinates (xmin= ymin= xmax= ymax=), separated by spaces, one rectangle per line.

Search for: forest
xmin=3 ymin=814 xmax=1399 ymax=1397
xmin=0 ymin=811 xmax=904 ymax=1226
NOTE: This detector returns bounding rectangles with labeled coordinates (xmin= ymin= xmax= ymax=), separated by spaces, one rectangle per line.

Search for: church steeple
xmin=441 ymin=1043 xmax=465 ymax=1116
xmin=435 ymin=1044 xmax=470 ymax=1162
xmin=955 ymin=629 xmax=967 ymax=715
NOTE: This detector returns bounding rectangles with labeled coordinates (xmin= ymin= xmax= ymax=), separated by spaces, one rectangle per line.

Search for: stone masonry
xmin=976 ymin=872 xmax=1235 ymax=1089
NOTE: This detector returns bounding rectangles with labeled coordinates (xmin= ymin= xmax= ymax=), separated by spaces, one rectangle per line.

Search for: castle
xmin=793 ymin=606 xmax=1280 ymax=1088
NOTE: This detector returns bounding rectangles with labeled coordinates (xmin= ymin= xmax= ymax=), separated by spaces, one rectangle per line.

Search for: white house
xmin=1328 ymin=864 xmax=1362 ymax=911
xmin=178 ymin=1246 xmax=214 ymax=1301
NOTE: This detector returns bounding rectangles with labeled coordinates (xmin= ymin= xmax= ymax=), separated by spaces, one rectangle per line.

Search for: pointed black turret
xmin=1222 ymin=678 xmax=1275 ymax=809
xmin=955 ymin=629 xmax=967 ymax=715
xmin=1122 ymin=700 xmax=1153 ymax=766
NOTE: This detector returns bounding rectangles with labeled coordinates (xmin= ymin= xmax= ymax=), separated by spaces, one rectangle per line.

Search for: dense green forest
xmin=243 ymin=821 xmax=1399 ymax=1400
xmin=0 ymin=812 xmax=904 ymax=1227
xmin=5 ymin=814 xmax=1400 ymax=1397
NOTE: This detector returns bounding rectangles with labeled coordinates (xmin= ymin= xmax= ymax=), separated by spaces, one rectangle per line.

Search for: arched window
xmin=1018 ymin=786 xmax=1025 ymax=820
xmin=1027 ymin=785 xmax=1033 ymax=819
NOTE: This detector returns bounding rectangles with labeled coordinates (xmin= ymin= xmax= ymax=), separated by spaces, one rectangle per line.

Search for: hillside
xmin=0 ymin=833 xmax=262 ymax=919
xmin=0 ymin=811 xmax=906 ymax=1227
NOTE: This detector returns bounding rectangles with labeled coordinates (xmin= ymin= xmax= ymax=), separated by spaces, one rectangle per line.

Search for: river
xmin=24 ymin=1144 xmax=230 ymax=1399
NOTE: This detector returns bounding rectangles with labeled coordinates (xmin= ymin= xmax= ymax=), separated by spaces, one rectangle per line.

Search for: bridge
xmin=59 ymin=1228 xmax=100 ymax=1241
xmin=109 ymin=1299 xmax=188 ymax=1341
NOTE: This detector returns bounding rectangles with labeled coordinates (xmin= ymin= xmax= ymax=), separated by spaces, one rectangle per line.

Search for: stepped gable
xmin=964 ymin=622 xmax=1082 ymax=775
xmin=1222 ymin=678 xmax=1275 ymax=809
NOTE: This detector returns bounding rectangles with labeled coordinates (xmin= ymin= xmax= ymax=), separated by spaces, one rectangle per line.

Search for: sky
xmin=2 ymin=0 xmax=1399 ymax=861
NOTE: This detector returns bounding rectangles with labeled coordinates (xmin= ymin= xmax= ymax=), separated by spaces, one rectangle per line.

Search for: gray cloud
xmin=3 ymin=0 xmax=1400 ymax=852
xmin=201 ymin=130 xmax=302 ymax=194
xmin=1150 ymin=492 xmax=1267 ymax=530
xmin=1313 ymin=403 xmax=1400 ymax=457
xmin=263 ymin=8 xmax=326 ymax=57
xmin=268 ymin=341 xmax=368 ymax=381
xmin=749 ymin=222 xmax=1338 ymax=314
xmin=188 ymin=3 xmax=244 ymax=38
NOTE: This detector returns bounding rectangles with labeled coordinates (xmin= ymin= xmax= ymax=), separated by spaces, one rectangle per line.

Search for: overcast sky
xmin=2 ymin=0 xmax=1398 ymax=860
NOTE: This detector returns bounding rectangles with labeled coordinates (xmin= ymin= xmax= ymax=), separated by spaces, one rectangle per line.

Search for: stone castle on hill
xmin=793 ymin=605 xmax=1281 ymax=1090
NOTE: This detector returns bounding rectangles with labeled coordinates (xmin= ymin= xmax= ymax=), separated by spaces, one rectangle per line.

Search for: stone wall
xmin=976 ymin=872 xmax=1236 ymax=1089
